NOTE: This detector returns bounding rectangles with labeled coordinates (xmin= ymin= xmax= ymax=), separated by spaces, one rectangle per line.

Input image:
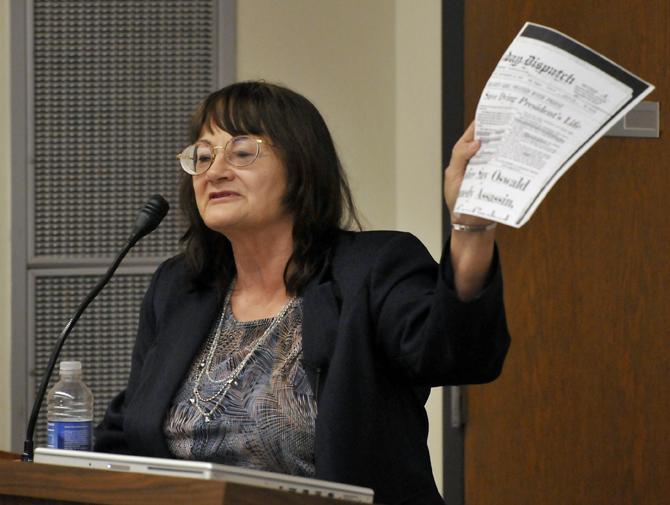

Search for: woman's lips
xmin=209 ymin=191 xmax=240 ymax=200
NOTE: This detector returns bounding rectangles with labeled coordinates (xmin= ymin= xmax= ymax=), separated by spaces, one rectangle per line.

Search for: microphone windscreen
xmin=130 ymin=194 xmax=170 ymax=242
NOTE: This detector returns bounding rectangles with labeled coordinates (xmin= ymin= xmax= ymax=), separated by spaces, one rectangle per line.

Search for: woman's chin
xmin=202 ymin=213 xmax=240 ymax=235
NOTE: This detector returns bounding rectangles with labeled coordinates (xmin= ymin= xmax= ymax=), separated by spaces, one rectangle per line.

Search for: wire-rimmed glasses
xmin=177 ymin=136 xmax=267 ymax=175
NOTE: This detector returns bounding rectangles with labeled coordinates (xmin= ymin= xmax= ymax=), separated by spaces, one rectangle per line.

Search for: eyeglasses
xmin=176 ymin=136 xmax=268 ymax=175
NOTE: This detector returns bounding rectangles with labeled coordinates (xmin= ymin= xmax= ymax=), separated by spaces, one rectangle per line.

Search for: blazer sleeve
xmin=93 ymin=260 xmax=165 ymax=453
xmin=370 ymin=232 xmax=510 ymax=386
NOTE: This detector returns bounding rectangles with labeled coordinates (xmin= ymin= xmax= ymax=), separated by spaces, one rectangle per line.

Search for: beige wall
xmin=395 ymin=1 xmax=443 ymax=256
xmin=0 ymin=0 xmax=444 ymax=487
xmin=238 ymin=0 xmax=443 ymax=490
xmin=0 ymin=0 xmax=12 ymax=452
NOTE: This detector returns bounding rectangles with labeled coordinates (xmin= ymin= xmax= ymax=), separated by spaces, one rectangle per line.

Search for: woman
xmin=95 ymin=81 xmax=510 ymax=505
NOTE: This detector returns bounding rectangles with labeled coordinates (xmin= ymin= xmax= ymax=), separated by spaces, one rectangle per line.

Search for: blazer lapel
xmin=301 ymin=262 xmax=341 ymax=400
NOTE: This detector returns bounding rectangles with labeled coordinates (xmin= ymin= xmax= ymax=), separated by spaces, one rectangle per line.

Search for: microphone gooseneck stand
xmin=21 ymin=195 xmax=169 ymax=462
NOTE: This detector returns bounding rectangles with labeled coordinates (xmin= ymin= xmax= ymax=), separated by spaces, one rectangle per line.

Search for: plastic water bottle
xmin=47 ymin=361 xmax=94 ymax=450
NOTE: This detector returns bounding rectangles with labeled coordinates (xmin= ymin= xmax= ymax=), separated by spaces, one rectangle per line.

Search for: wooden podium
xmin=0 ymin=451 xmax=352 ymax=505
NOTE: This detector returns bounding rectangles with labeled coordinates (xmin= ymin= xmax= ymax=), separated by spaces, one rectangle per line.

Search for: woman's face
xmin=192 ymin=125 xmax=291 ymax=237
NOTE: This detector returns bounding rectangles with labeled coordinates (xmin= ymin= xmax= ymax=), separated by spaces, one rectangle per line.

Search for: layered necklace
xmin=189 ymin=286 xmax=295 ymax=423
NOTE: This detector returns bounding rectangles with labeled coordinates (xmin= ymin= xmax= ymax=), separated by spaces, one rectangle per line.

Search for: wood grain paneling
xmin=463 ymin=2 xmax=669 ymax=504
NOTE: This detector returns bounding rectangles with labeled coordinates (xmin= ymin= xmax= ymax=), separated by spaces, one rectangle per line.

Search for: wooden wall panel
xmin=463 ymin=2 xmax=670 ymax=504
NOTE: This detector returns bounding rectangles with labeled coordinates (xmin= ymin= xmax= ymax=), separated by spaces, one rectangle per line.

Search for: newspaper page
xmin=454 ymin=22 xmax=654 ymax=228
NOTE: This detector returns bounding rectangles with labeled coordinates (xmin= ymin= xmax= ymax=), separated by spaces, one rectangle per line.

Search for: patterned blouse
xmin=163 ymin=292 xmax=317 ymax=477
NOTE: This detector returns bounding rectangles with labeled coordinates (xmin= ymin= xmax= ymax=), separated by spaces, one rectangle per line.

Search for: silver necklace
xmin=189 ymin=287 xmax=295 ymax=423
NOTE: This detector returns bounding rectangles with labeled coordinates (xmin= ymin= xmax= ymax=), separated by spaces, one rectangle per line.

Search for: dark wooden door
xmin=463 ymin=2 xmax=670 ymax=504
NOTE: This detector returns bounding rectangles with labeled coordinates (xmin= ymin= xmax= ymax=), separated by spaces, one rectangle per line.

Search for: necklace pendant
xmin=189 ymin=397 xmax=195 ymax=404
xmin=199 ymin=361 xmax=205 ymax=369
xmin=204 ymin=415 xmax=210 ymax=423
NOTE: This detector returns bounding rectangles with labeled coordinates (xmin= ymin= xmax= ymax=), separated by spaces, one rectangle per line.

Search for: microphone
xmin=21 ymin=195 xmax=170 ymax=462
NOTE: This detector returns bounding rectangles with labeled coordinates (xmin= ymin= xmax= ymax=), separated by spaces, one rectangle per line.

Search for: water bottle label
xmin=47 ymin=421 xmax=92 ymax=451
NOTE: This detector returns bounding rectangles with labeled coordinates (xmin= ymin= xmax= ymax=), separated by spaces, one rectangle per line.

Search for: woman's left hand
xmin=443 ymin=121 xmax=493 ymax=227
xmin=444 ymin=121 xmax=497 ymax=301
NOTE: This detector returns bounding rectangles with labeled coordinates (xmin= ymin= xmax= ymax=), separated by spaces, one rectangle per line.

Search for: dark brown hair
xmin=179 ymin=81 xmax=360 ymax=294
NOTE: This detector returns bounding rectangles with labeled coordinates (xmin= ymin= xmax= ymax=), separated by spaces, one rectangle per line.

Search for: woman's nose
xmin=205 ymin=153 xmax=234 ymax=181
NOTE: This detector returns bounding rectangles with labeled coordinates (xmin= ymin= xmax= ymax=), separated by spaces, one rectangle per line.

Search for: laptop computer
xmin=34 ymin=448 xmax=374 ymax=503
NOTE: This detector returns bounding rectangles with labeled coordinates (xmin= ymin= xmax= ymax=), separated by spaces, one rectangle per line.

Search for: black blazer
xmin=95 ymin=230 xmax=510 ymax=505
